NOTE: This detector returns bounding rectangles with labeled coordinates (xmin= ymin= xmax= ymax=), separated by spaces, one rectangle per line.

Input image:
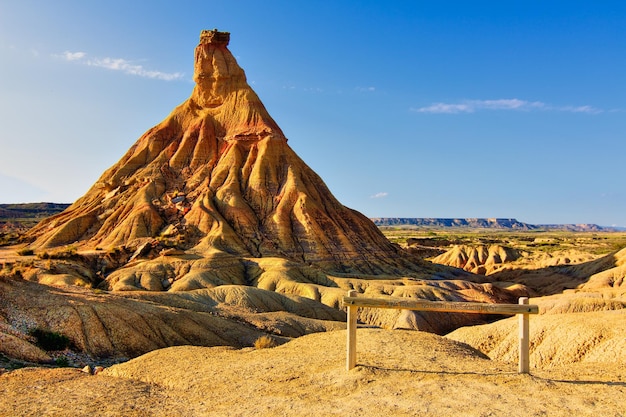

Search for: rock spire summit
xmin=199 ymin=29 xmax=230 ymax=45
xmin=26 ymin=30 xmax=422 ymax=279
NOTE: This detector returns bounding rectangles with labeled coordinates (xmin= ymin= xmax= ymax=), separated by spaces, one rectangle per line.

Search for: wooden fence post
xmin=342 ymin=294 xmax=537 ymax=373
xmin=518 ymin=297 xmax=530 ymax=374
xmin=346 ymin=290 xmax=357 ymax=370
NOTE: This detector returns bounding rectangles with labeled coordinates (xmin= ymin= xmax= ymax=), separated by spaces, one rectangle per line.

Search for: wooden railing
xmin=343 ymin=290 xmax=539 ymax=373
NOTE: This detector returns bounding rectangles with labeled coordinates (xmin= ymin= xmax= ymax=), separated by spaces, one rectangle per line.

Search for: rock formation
xmin=25 ymin=29 xmax=420 ymax=277
xmin=431 ymin=244 xmax=522 ymax=274
xmin=0 ymin=275 xmax=345 ymax=363
xmin=1 ymin=31 xmax=533 ymax=363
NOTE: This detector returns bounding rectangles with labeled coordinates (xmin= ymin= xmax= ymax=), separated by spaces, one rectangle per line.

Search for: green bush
xmin=28 ymin=328 xmax=71 ymax=351
xmin=54 ymin=356 xmax=70 ymax=367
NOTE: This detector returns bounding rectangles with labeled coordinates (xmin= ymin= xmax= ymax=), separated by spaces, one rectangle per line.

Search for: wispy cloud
xmin=412 ymin=99 xmax=602 ymax=114
xmin=370 ymin=192 xmax=388 ymax=199
xmin=56 ymin=50 xmax=184 ymax=81
xmin=281 ymin=84 xmax=325 ymax=93
xmin=61 ymin=51 xmax=86 ymax=61
xmin=356 ymin=86 xmax=376 ymax=92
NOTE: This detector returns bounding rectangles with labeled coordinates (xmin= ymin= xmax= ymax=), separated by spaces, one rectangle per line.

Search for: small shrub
xmin=28 ymin=328 xmax=71 ymax=351
xmin=16 ymin=248 xmax=34 ymax=256
xmin=54 ymin=356 xmax=70 ymax=367
xmin=254 ymin=335 xmax=276 ymax=349
xmin=55 ymin=246 xmax=77 ymax=259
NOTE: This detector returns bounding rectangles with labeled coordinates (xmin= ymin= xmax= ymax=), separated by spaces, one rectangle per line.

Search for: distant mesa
xmin=0 ymin=203 xmax=70 ymax=233
xmin=372 ymin=218 xmax=614 ymax=232
xmin=372 ymin=218 xmax=535 ymax=230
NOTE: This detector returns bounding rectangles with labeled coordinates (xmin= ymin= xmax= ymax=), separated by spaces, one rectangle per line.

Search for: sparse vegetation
xmin=36 ymin=246 xmax=78 ymax=260
xmin=28 ymin=328 xmax=71 ymax=351
xmin=254 ymin=335 xmax=276 ymax=349
xmin=381 ymin=228 xmax=626 ymax=257
xmin=54 ymin=356 xmax=70 ymax=367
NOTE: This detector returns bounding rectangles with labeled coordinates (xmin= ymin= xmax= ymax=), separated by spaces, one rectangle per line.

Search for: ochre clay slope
xmin=0 ymin=275 xmax=344 ymax=363
xmin=447 ymin=307 xmax=626 ymax=368
xmin=24 ymin=30 xmax=416 ymax=277
xmin=431 ymin=244 xmax=522 ymax=274
xmin=430 ymin=242 xmax=626 ymax=297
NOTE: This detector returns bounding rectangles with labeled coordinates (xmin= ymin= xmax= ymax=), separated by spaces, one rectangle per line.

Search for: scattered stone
xmin=129 ymin=242 xmax=153 ymax=262
xmin=81 ymin=365 xmax=91 ymax=374
xmin=160 ymin=248 xmax=185 ymax=257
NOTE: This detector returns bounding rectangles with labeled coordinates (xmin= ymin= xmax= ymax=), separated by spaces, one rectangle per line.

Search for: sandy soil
xmin=1 ymin=329 xmax=624 ymax=417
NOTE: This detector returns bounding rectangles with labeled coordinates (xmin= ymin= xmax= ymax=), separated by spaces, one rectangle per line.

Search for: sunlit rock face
xmin=15 ymin=31 xmax=521 ymax=340
xmin=25 ymin=30 xmax=423 ymax=276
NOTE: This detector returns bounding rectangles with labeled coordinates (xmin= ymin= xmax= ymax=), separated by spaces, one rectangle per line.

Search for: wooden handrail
xmin=343 ymin=291 xmax=538 ymax=374
xmin=343 ymin=296 xmax=538 ymax=315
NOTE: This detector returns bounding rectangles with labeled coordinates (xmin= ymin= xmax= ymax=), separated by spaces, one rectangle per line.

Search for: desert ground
xmin=1 ymin=228 xmax=625 ymax=416
xmin=1 ymin=328 xmax=624 ymax=416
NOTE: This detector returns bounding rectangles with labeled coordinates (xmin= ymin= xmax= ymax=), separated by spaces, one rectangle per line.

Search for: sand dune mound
xmin=431 ymin=244 xmax=522 ymax=274
xmin=103 ymin=330 xmax=491 ymax=390
xmin=533 ymin=290 xmax=626 ymax=314
xmin=2 ymin=328 xmax=624 ymax=416
xmin=447 ymin=308 xmax=626 ymax=367
xmin=432 ymin=246 xmax=625 ymax=297
xmin=581 ymin=264 xmax=626 ymax=290
xmin=123 ymin=284 xmax=346 ymax=322
xmin=577 ymin=248 xmax=626 ymax=291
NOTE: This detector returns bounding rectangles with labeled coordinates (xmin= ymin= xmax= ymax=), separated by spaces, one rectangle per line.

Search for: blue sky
xmin=1 ymin=1 xmax=625 ymax=227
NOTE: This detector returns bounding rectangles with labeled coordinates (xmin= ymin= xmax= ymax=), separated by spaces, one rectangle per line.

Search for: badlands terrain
xmin=1 ymin=30 xmax=625 ymax=415
xmin=1 ymin=229 xmax=625 ymax=416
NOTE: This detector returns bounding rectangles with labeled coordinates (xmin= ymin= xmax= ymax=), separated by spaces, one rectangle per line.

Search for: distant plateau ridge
xmin=371 ymin=217 xmax=623 ymax=232
xmin=0 ymin=204 xmax=621 ymax=232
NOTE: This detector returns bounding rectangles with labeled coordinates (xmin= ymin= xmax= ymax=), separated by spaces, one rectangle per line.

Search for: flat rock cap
xmin=200 ymin=29 xmax=230 ymax=46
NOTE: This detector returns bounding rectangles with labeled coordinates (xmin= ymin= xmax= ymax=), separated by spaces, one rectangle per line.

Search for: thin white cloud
xmin=86 ymin=57 xmax=183 ymax=80
xmin=56 ymin=50 xmax=183 ymax=81
xmin=356 ymin=86 xmax=376 ymax=92
xmin=412 ymin=99 xmax=601 ymax=114
xmin=557 ymin=105 xmax=602 ymax=114
xmin=414 ymin=103 xmax=472 ymax=114
xmin=60 ymin=51 xmax=86 ymax=61
xmin=370 ymin=192 xmax=388 ymax=199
